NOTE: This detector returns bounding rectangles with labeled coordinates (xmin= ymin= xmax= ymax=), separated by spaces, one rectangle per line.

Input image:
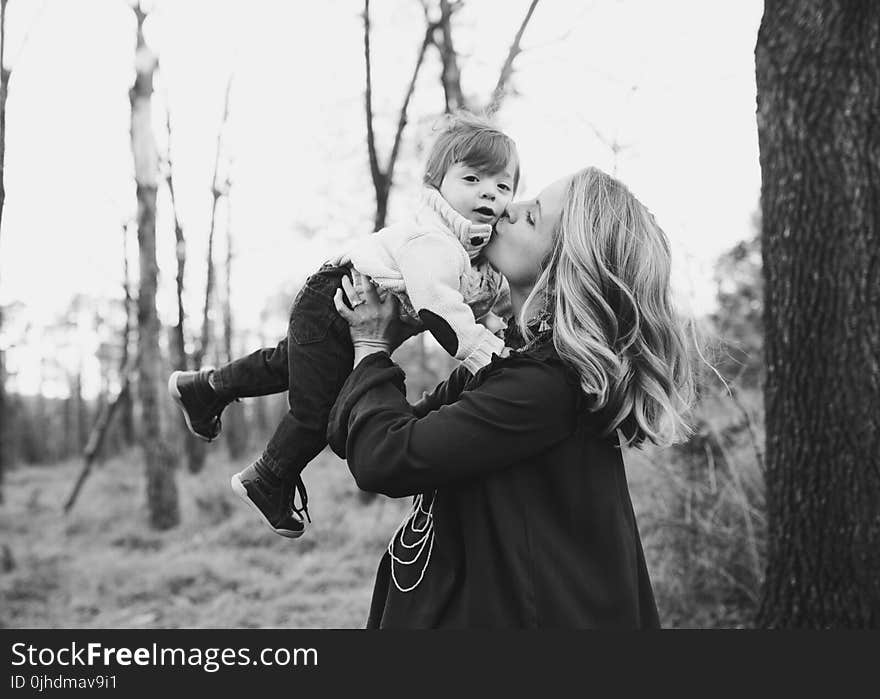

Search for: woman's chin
xmin=482 ymin=244 xmax=499 ymax=267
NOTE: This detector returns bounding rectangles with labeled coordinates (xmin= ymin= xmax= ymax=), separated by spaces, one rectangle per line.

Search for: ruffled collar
xmin=420 ymin=187 xmax=494 ymax=260
xmin=502 ymin=315 xmax=553 ymax=352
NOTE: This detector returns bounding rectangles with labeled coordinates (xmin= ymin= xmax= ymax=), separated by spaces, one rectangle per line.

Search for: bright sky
xmin=0 ymin=0 xmax=764 ymax=396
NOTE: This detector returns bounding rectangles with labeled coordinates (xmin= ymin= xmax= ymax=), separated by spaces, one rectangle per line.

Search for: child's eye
xmin=463 ymin=175 xmax=479 ymax=182
xmin=498 ymin=183 xmax=511 ymax=192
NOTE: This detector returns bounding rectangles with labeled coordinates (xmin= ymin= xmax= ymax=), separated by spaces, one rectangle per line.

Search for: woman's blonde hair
xmin=521 ymin=167 xmax=695 ymax=447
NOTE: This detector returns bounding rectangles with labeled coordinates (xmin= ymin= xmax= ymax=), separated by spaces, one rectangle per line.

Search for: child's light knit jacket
xmin=347 ymin=187 xmax=506 ymax=374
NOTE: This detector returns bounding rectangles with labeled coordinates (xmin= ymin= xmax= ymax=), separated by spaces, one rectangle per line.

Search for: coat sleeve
xmin=411 ymin=364 xmax=473 ymax=418
xmin=396 ymin=234 xmax=505 ymax=374
xmin=326 ymin=352 xmax=577 ymax=497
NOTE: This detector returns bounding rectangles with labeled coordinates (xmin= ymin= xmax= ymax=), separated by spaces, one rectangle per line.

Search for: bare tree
xmin=582 ymin=119 xmax=636 ymax=177
xmin=119 ymin=221 xmax=136 ymax=444
xmin=194 ymin=74 xmax=233 ymax=367
xmin=0 ymin=0 xmax=50 ymax=502
xmin=362 ymin=0 xmax=541 ymax=231
xmin=756 ymin=1 xmax=880 ymax=627
xmin=0 ymin=0 xmax=8 ymax=503
xmin=430 ymin=0 xmax=541 ymax=114
xmin=487 ymin=0 xmax=540 ymax=113
xmin=221 ymin=191 xmax=247 ymax=459
xmin=435 ymin=0 xmax=464 ymax=113
xmin=363 ymin=0 xmax=436 ymax=231
xmin=164 ymin=108 xmax=186 ymax=375
xmin=162 ymin=106 xmax=207 ymax=473
xmin=63 ymin=356 xmax=135 ymax=514
xmin=130 ymin=3 xmax=178 ymax=530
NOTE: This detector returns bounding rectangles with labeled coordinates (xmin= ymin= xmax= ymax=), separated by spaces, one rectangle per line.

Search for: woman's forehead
xmin=540 ymin=175 xmax=573 ymax=211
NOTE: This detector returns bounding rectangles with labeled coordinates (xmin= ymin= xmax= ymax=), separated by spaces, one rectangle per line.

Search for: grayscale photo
xmin=0 ymin=0 xmax=877 ymax=638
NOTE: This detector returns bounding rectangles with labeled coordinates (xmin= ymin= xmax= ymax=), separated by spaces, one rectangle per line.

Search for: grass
xmin=0 ymin=446 xmax=411 ymax=629
xmin=1 ymin=388 xmax=766 ymax=628
xmin=626 ymin=388 xmax=767 ymax=628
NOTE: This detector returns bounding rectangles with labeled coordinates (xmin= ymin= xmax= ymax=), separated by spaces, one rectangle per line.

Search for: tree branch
xmin=363 ymin=0 xmax=436 ymax=230
xmin=197 ymin=73 xmax=234 ymax=366
xmin=63 ymin=357 xmax=136 ymax=514
xmin=387 ymin=22 xmax=435 ymax=191
xmin=436 ymin=0 xmax=465 ymax=113
xmin=0 ymin=0 xmax=10 ymax=245
xmin=488 ymin=0 xmax=540 ymax=113
xmin=362 ymin=0 xmax=382 ymax=193
xmin=163 ymin=105 xmax=187 ymax=369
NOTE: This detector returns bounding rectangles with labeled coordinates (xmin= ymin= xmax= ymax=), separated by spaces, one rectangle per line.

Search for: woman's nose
xmin=503 ymin=207 xmax=517 ymax=223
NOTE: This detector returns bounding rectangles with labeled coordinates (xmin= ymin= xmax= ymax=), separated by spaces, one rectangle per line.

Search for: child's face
xmin=439 ymin=161 xmax=516 ymax=226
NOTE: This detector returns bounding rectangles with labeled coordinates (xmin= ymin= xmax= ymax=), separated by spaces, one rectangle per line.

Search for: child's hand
xmin=324 ymin=251 xmax=352 ymax=268
xmin=478 ymin=311 xmax=506 ymax=338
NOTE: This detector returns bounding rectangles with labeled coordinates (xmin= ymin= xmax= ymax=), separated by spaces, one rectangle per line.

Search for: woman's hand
xmin=333 ymin=274 xmax=418 ymax=365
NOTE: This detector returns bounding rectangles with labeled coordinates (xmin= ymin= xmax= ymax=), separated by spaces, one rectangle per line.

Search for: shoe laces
xmin=291 ymin=476 xmax=311 ymax=524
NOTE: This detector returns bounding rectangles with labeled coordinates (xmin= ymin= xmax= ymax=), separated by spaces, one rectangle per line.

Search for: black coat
xmin=327 ymin=331 xmax=660 ymax=629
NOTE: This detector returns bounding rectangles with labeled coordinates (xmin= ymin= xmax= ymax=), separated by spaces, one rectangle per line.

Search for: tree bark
xmin=756 ymin=0 xmax=880 ymax=627
xmin=222 ymin=195 xmax=247 ymax=459
xmin=163 ymin=107 xmax=206 ymax=472
xmin=436 ymin=0 xmax=465 ymax=113
xmin=488 ymin=0 xmax=540 ymax=113
xmin=130 ymin=4 xmax=179 ymax=530
xmin=363 ymin=0 xmax=433 ymax=231
xmin=119 ymin=223 xmax=136 ymax=444
xmin=0 ymin=0 xmax=7 ymax=233
xmin=165 ymin=108 xmax=187 ymax=375
xmin=63 ymin=364 xmax=134 ymax=514
xmin=194 ymin=74 xmax=232 ymax=368
xmin=0 ymin=0 xmax=9 ymax=503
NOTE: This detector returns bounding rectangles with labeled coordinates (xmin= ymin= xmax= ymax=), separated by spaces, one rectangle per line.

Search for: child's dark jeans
xmin=212 ymin=264 xmax=355 ymax=481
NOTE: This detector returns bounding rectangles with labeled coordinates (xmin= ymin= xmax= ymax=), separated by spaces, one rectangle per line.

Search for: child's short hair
xmin=423 ymin=111 xmax=520 ymax=192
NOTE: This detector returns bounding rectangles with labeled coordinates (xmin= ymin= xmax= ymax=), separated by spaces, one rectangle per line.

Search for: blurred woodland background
xmin=0 ymin=0 xmax=877 ymax=629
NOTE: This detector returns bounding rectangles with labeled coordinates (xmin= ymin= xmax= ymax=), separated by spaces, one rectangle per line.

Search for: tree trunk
xmin=373 ymin=178 xmax=389 ymax=232
xmin=119 ymin=225 xmax=136 ymax=445
xmin=75 ymin=370 xmax=88 ymax=452
xmin=164 ymin=109 xmax=206 ymax=473
xmin=222 ymin=200 xmax=247 ymax=459
xmin=756 ymin=1 xmax=880 ymax=628
xmin=0 ymin=0 xmax=9 ymax=503
xmin=130 ymin=5 xmax=179 ymax=530
xmin=436 ymin=0 xmax=465 ymax=113
xmin=362 ymin=0 xmax=431 ymax=232
xmin=63 ymin=371 xmax=133 ymax=514
xmin=167 ymin=113 xmax=187 ymax=377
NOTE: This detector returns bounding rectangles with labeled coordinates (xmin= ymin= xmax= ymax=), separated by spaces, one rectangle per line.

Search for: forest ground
xmin=1 ymin=417 xmax=757 ymax=629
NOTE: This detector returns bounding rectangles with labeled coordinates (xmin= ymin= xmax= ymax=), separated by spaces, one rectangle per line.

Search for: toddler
xmin=168 ymin=112 xmax=517 ymax=538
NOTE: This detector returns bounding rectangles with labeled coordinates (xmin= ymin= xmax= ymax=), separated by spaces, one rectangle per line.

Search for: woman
xmin=328 ymin=167 xmax=694 ymax=629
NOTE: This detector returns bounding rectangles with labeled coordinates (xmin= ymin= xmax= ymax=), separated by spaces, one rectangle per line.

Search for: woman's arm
xmin=327 ymin=352 xmax=576 ymax=497
xmin=411 ymin=364 xmax=473 ymax=418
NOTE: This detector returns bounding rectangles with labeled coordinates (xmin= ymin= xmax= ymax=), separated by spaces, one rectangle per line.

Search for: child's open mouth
xmin=473 ymin=207 xmax=495 ymax=219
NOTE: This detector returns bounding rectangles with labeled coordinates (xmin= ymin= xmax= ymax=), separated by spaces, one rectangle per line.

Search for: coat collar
xmin=420 ymin=187 xmax=494 ymax=260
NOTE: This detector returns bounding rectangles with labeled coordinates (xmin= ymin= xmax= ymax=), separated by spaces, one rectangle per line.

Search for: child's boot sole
xmin=230 ymin=474 xmax=305 ymax=539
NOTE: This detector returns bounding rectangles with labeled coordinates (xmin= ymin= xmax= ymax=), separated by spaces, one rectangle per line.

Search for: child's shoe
xmin=167 ymin=369 xmax=231 ymax=442
xmin=230 ymin=460 xmax=310 ymax=538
